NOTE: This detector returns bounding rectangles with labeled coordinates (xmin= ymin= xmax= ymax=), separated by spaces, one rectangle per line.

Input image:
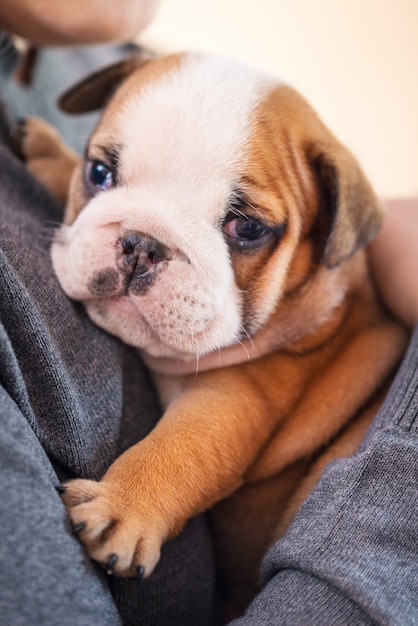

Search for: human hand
xmin=369 ymin=198 xmax=418 ymax=329
xmin=0 ymin=0 xmax=159 ymax=46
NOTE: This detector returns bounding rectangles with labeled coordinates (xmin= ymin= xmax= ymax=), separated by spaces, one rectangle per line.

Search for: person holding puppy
xmin=1 ymin=2 xmax=417 ymax=625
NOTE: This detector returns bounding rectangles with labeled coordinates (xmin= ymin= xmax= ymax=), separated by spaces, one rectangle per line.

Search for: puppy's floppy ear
xmin=311 ymin=141 xmax=384 ymax=269
xmin=58 ymin=50 xmax=154 ymax=114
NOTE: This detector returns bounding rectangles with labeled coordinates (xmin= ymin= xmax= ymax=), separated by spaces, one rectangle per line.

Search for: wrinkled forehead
xmin=93 ymin=53 xmax=276 ymax=197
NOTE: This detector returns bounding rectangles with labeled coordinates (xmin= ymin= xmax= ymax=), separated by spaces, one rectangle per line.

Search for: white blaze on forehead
xmin=52 ymin=53 xmax=283 ymax=361
xmin=117 ymin=52 xmax=276 ymax=215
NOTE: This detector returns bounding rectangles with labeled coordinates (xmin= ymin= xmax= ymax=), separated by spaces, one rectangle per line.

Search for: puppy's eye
xmin=223 ymin=214 xmax=272 ymax=248
xmin=84 ymin=159 xmax=114 ymax=194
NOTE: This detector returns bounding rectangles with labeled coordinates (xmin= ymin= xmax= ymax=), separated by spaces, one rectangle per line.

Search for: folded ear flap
xmin=58 ymin=51 xmax=153 ymax=114
xmin=312 ymin=142 xmax=384 ymax=269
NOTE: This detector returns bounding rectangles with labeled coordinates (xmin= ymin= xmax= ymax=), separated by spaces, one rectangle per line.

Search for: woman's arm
xmin=369 ymin=198 xmax=418 ymax=329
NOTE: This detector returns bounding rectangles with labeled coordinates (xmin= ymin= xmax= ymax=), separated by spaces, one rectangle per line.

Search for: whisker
xmin=231 ymin=200 xmax=264 ymax=222
xmin=38 ymin=228 xmax=57 ymax=244
xmin=43 ymin=219 xmax=64 ymax=229
xmin=239 ymin=324 xmax=253 ymax=344
xmin=35 ymin=220 xmax=64 ymax=247
xmin=232 ymin=207 xmax=248 ymax=220
xmin=194 ymin=349 xmax=200 ymax=378
xmin=236 ymin=336 xmax=252 ymax=361
xmin=246 ymin=202 xmax=264 ymax=220
xmin=51 ymin=226 xmax=70 ymax=245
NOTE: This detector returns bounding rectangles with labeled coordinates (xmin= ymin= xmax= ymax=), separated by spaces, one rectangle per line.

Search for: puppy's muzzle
xmin=121 ymin=232 xmax=169 ymax=294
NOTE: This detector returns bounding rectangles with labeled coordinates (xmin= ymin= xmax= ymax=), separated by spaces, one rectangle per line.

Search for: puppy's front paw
xmin=15 ymin=117 xmax=63 ymax=161
xmin=61 ymin=478 xmax=164 ymax=578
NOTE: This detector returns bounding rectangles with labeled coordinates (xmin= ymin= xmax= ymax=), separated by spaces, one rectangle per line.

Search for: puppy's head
xmin=52 ymin=52 xmax=383 ymax=367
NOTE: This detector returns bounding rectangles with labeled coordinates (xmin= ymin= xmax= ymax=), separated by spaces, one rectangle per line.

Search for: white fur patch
xmin=52 ymin=53 xmax=278 ymax=361
xmin=118 ymin=52 xmax=275 ymax=210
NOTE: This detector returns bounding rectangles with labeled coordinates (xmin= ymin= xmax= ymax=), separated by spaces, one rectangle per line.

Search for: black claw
xmin=56 ymin=484 xmax=67 ymax=494
xmin=72 ymin=521 xmax=86 ymax=534
xmin=14 ymin=119 xmax=27 ymax=139
xmin=137 ymin=565 xmax=145 ymax=580
xmin=105 ymin=554 xmax=118 ymax=575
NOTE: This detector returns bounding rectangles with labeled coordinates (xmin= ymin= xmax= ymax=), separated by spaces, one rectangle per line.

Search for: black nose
xmin=120 ymin=232 xmax=168 ymax=280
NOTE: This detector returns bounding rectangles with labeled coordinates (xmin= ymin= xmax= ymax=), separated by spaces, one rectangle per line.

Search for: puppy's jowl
xmin=24 ymin=51 xmax=407 ymax=608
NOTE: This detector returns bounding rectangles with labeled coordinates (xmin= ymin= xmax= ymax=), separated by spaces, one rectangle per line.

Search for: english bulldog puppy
xmin=23 ymin=51 xmax=407 ymax=608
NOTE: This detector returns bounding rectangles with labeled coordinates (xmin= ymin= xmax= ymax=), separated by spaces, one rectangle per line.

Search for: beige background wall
xmin=141 ymin=0 xmax=418 ymax=198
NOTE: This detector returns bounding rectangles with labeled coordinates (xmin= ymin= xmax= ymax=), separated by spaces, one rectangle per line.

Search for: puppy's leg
xmin=16 ymin=117 xmax=80 ymax=203
xmin=59 ymin=366 xmax=287 ymax=579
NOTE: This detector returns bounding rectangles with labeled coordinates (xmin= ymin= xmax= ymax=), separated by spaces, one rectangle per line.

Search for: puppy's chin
xmin=52 ymin=260 xmax=244 ymax=361
xmin=84 ymin=292 xmax=243 ymax=360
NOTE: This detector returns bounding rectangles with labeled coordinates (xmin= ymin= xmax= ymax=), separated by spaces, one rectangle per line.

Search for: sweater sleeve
xmin=0 ymin=375 xmax=122 ymax=626
xmin=232 ymin=324 xmax=418 ymax=626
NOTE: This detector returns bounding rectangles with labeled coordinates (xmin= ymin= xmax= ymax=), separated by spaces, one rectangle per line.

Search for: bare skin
xmin=0 ymin=0 xmax=159 ymax=45
xmin=369 ymin=198 xmax=418 ymax=328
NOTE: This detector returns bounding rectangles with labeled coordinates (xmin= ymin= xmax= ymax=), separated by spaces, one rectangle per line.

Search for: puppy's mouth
xmin=88 ymin=232 xmax=170 ymax=298
xmin=53 ymin=217 xmax=242 ymax=359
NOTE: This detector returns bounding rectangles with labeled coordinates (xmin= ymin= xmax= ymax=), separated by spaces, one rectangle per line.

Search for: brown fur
xmin=18 ymin=117 xmax=79 ymax=204
xmin=21 ymin=54 xmax=408 ymax=611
